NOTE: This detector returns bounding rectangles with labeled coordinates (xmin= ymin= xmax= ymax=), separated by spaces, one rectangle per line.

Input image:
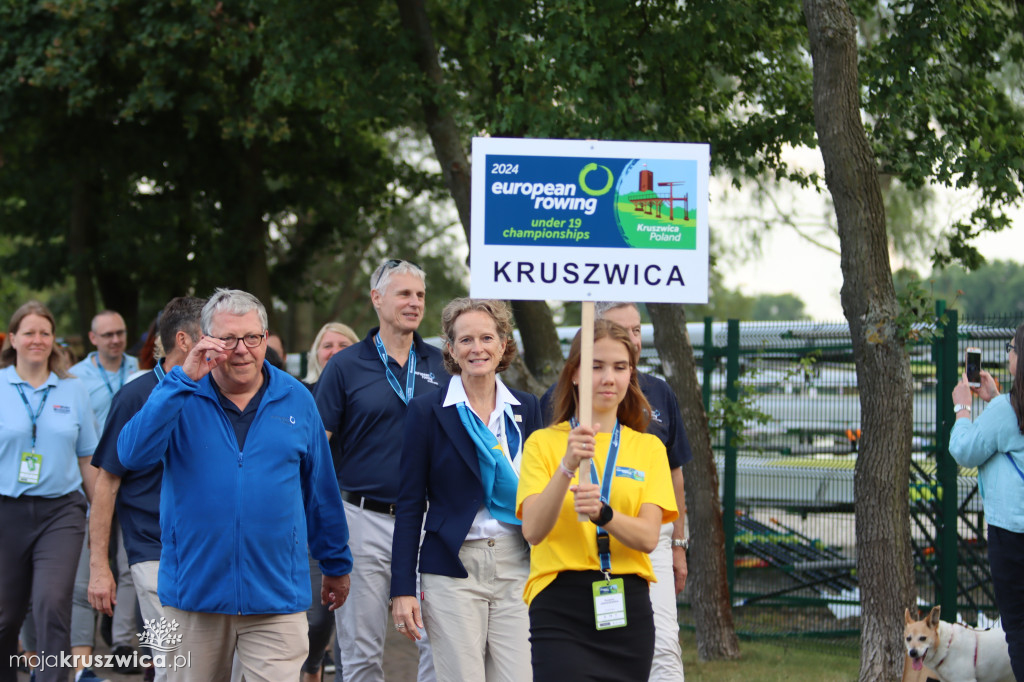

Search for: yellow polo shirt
xmin=516 ymin=422 xmax=678 ymax=605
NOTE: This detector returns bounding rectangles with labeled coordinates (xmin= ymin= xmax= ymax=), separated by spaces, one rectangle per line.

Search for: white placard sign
xmin=470 ymin=137 xmax=710 ymax=303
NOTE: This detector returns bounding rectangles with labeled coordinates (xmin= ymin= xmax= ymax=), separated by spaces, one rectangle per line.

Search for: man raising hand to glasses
xmin=118 ymin=289 xmax=352 ymax=682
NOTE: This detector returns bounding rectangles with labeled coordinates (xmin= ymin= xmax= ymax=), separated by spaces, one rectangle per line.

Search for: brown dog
xmin=904 ymin=606 xmax=1013 ymax=682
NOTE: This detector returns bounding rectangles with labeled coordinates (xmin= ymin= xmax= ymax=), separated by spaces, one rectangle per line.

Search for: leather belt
xmin=341 ymin=490 xmax=396 ymax=516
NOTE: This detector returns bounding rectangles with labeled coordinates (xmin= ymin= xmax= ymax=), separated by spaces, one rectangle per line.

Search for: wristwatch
xmin=672 ymin=538 xmax=689 ymax=551
xmin=594 ymin=503 xmax=614 ymax=527
xmin=953 ymin=404 xmax=972 ymax=414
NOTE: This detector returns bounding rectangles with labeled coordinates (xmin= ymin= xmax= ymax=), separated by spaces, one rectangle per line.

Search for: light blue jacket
xmin=949 ymin=394 xmax=1024 ymax=533
xmin=118 ymin=363 xmax=352 ymax=615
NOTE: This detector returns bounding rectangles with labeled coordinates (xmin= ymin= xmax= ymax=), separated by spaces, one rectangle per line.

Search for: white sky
xmin=712 ymin=147 xmax=1024 ymax=320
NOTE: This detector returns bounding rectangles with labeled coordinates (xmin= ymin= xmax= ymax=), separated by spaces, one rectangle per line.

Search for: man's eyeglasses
xmin=1008 ymin=341 xmax=1017 ymax=354
xmin=218 ymin=333 xmax=267 ymax=350
xmin=97 ymin=330 xmax=126 ymax=340
xmin=373 ymin=259 xmax=420 ymax=288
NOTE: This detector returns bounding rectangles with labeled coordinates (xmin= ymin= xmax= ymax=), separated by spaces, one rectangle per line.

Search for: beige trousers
xmin=648 ymin=522 xmax=685 ymax=681
xmin=163 ymin=607 xmax=307 ymax=682
xmin=420 ymin=535 xmax=532 ymax=682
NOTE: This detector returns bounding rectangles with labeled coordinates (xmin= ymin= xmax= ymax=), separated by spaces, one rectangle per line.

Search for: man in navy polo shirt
xmin=88 ymin=296 xmax=205 ymax=682
xmin=316 ymin=259 xmax=448 ymax=682
xmin=539 ymin=301 xmax=692 ymax=682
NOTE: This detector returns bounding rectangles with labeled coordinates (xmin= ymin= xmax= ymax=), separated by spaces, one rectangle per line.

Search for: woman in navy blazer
xmin=391 ymin=298 xmax=542 ymax=682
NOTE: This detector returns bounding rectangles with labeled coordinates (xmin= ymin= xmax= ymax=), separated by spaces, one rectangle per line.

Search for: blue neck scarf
xmin=455 ymin=401 xmax=522 ymax=526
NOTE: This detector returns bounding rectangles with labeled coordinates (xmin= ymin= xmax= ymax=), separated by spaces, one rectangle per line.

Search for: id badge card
xmin=19 ymin=452 xmax=42 ymax=485
xmin=593 ymin=578 xmax=627 ymax=630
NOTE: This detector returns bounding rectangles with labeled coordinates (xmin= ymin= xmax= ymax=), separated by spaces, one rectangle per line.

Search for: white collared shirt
xmin=443 ymin=374 xmax=522 ymax=540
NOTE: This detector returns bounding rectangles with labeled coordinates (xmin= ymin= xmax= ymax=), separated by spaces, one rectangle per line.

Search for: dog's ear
xmin=905 ymin=607 xmax=917 ymax=625
xmin=927 ymin=605 xmax=941 ymax=628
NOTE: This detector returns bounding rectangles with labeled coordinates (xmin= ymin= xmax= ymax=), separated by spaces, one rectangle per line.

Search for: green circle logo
xmin=579 ymin=163 xmax=613 ymax=196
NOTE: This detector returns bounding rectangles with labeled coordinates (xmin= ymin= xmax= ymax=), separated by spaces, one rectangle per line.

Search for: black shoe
xmin=111 ymin=644 xmax=140 ymax=674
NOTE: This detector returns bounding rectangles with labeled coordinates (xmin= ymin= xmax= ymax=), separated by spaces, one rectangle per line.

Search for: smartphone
xmin=965 ymin=347 xmax=982 ymax=388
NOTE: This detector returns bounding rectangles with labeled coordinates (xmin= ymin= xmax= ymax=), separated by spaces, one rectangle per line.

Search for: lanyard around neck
xmin=15 ymin=383 xmax=53 ymax=451
xmin=374 ymin=334 xmax=416 ymax=404
xmin=95 ymin=354 xmax=127 ymax=396
xmin=571 ymin=418 xmax=621 ymax=575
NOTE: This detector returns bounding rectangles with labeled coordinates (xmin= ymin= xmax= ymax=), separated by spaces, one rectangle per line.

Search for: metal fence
xmin=659 ymin=310 xmax=1020 ymax=645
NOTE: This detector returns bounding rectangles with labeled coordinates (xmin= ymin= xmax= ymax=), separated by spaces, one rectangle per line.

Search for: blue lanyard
xmin=15 ymin=383 xmax=53 ymax=452
xmin=95 ymin=354 xmax=127 ymax=397
xmin=154 ymin=361 xmax=166 ymax=381
xmin=374 ymin=334 xmax=416 ymax=405
xmin=571 ymin=418 xmax=621 ymax=574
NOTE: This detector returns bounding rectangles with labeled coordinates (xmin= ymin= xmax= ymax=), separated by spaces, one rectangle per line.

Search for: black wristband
xmin=594 ymin=503 xmax=614 ymax=527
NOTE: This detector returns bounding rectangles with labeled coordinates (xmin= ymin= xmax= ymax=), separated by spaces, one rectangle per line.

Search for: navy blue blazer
xmin=390 ymin=384 xmax=543 ymax=597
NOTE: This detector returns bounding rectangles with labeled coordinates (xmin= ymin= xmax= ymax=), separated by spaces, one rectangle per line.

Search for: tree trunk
xmin=803 ymin=2 xmax=916 ymax=679
xmin=500 ymin=355 xmax=548 ymax=397
xmin=394 ymin=0 xmax=565 ymax=388
xmin=393 ymin=0 xmax=471 ymax=244
xmin=237 ymin=145 xmax=276 ymax=330
xmin=509 ymin=300 xmax=565 ymax=388
xmin=68 ymin=176 xmax=98 ymax=344
xmin=648 ymin=302 xmax=740 ymax=661
xmin=96 ymin=265 xmax=140 ymax=340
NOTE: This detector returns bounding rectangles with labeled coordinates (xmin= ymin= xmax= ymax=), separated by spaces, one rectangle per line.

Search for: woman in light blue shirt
xmin=950 ymin=321 xmax=1024 ymax=680
xmin=0 ymin=301 xmax=98 ymax=682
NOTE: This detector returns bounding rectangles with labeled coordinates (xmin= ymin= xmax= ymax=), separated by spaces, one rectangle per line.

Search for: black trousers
xmin=304 ymin=553 xmax=336 ymax=674
xmin=529 ymin=571 xmax=654 ymax=682
xmin=0 ymin=492 xmax=86 ymax=682
xmin=989 ymin=524 xmax=1024 ymax=681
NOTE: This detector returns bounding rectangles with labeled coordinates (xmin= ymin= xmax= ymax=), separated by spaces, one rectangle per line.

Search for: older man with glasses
xmin=118 ymin=289 xmax=353 ymax=681
xmin=316 ymin=259 xmax=449 ymax=682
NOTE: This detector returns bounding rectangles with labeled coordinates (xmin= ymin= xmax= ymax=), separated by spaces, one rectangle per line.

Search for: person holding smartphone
xmin=517 ymin=319 xmax=678 ymax=682
xmin=949 ymin=323 xmax=1024 ymax=679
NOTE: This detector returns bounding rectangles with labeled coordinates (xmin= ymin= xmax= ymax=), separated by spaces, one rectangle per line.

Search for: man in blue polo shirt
xmin=315 ymin=259 xmax=448 ymax=682
xmin=88 ymin=296 xmax=204 ymax=682
xmin=119 ymin=289 xmax=352 ymax=681
xmin=539 ymin=301 xmax=692 ymax=682
xmin=67 ymin=310 xmax=140 ymax=679
xmin=70 ymin=310 xmax=139 ymax=431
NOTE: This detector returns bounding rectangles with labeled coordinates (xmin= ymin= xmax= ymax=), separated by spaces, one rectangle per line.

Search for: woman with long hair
xmin=301 ymin=319 xmax=359 ymax=682
xmin=516 ymin=319 xmax=678 ymax=681
xmin=303 ymin=322 xmax=359 ymax=386
xmin=391 ymin=298 xmax=542 ymax=681
xmin=0 ymin=301 xmax=99 ymax=682
xmin=950 ymin=322 xmax=1024 ymax=679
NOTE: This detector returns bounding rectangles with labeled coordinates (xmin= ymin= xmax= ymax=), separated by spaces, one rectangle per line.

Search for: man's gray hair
xmin=594 ymin=301 xmax=638 ymax=319
xmin=201 ymin=288 xmax=268 ymax=335
xmin=370 ymin=260 xmax=426 ymax=297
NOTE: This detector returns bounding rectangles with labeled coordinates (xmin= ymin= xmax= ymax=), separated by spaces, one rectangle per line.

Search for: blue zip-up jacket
xmin=949 ymin=394 xmax=1024 ymax=533
xmin=118 ymin=363 xmax=352 ymax=615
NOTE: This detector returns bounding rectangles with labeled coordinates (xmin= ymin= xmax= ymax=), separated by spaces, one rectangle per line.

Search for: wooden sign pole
xmin=577 ymin=301 xmax=594 ymax=522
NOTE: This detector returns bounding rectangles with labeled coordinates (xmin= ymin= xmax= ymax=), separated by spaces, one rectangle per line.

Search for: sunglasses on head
xmin=374 ymin=259 xmax=420 ymax=288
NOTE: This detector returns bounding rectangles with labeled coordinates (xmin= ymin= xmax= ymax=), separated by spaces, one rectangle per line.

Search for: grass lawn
xmin=680 ymin=630 xmax=861 ymax=681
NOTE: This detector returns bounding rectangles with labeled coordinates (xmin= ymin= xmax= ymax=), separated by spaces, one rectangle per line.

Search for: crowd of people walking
xmin=1 ymin=259 xmax=694 ymax=682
